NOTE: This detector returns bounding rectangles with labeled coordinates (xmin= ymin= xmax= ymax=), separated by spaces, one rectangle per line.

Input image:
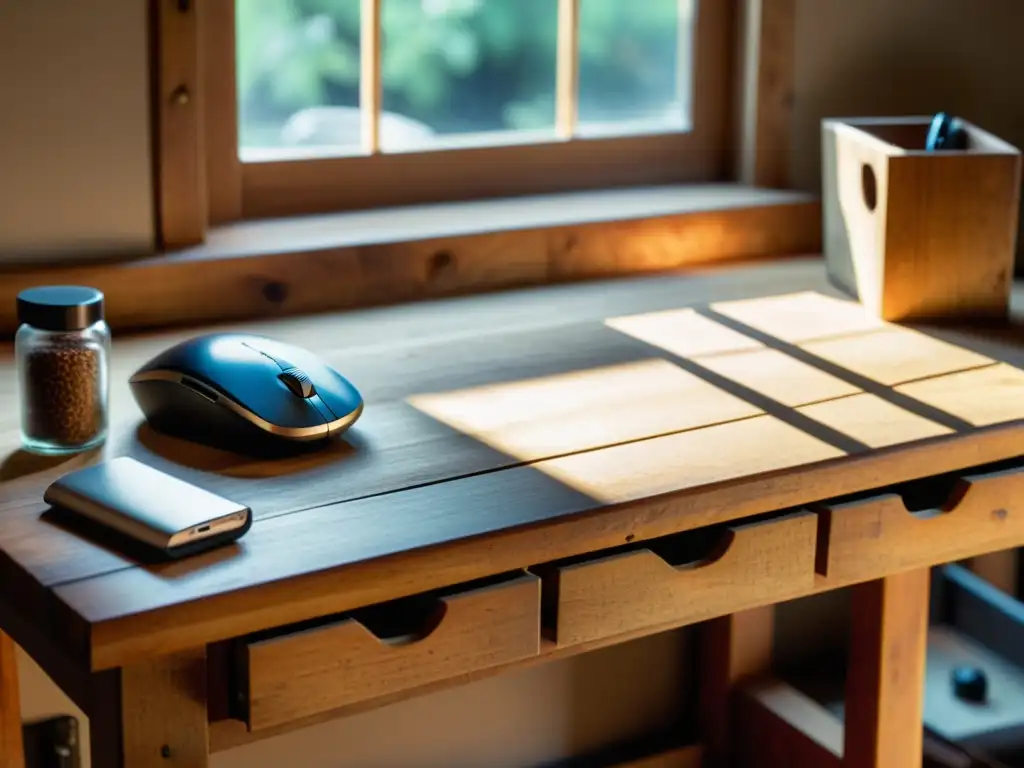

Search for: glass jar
xmin=15 ymin=286 xmax=111 ymax=455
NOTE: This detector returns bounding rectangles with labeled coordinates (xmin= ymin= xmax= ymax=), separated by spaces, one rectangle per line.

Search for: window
xmin=197 ymin=0 xmax=734 ymax=221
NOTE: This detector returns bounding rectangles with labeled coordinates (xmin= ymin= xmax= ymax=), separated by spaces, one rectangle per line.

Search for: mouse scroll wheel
xmin=279 ymin=368 xmax=317 ymax=398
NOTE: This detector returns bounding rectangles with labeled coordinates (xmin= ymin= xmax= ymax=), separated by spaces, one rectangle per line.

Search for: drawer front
xmin=546 ymin=511 xmax=817 ymax=647
xmin=242 ymin=572 xmax=540 ymax=731
xmin=819 ymin=465 xmax=1024 ymax=584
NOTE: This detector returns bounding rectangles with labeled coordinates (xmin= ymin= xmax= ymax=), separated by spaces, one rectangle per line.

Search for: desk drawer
xmin=238 ymin=571 xmax=540 ymax=731
xmin=542 ymin=511 xmax=817 ymax=647
xmin=818 ymin=464 xmax=1024 ymax=583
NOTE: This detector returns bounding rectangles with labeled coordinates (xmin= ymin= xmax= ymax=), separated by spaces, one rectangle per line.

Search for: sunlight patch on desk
xmin=534 ymin=415 xmax=845 ymax=504
xmin=801 ymin=327 xmax=994 ymax=387
xmin=604 ymin=308 xmax=764 ymax=358
xmin=709 ymin=291 xmax=887 ymax=344
xmin=797 ymin=393 xmax=952 ymax=449
xmin=407 ymin=359 xmax=762 ymax=463
xmin=696 ymin=348 xmax=861 ymax=407
xmin=895 ymin=364 xmax=1024 ymax=427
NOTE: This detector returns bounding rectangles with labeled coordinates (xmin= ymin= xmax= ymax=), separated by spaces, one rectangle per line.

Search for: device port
xmin=196 ymin=525 xmax=211 ymax=534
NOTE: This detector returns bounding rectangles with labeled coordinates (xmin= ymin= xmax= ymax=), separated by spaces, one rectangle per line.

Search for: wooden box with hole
xmin=821 ymin=116 xmax=1022 ymax=322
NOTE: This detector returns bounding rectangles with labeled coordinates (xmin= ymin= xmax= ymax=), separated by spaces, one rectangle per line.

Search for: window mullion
xmin=361 ymin=0 xmax=383 ymax=154
xmin=555 ymin=0 xmax=580 ymax=140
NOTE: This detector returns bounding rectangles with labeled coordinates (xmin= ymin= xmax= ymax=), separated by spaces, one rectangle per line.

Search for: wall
xmin=0 ymin=0 xmax=153 ymax=262
xmin=3 ymin=0 xmax=1022 ymax=258
xmin=7 ymin=0 xmax=1024 ymax=765
xmin=791 ymin=0 xmax=1024 ymax=266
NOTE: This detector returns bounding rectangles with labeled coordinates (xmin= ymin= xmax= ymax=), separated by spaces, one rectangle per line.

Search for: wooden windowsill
xmin=0 ymin=183 xmax=819 ymax=336
xmin=190 ymin=184 xmax=814 ymax=258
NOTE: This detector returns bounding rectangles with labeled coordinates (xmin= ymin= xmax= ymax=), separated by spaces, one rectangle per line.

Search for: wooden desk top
xmin=2 ymin=257 xmax=1024 ymax=674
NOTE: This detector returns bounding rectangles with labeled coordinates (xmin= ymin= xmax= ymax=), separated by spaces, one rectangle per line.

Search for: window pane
xmin=380 ymin=0 xmax=557 ymax=152
xmin=577 ymin=0 xmax=694 ymax=137
xmin=236 ymin=0 xmax=362 ymax=161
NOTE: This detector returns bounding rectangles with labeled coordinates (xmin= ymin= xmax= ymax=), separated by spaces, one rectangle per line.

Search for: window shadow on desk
xmin=34 ymin=284 xmax=1024 ymax=639
xmin=401 ymin=289 xmax=1024 ymax=508
xmin=35 ymin=286 xmax=1024 ymax=599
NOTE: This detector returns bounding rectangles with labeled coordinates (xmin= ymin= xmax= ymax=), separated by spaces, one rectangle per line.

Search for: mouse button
xmin=307 ymin=394 xmax=336 ymax=423
xmin=311 ymin=370 xmax=363 ymax=418
xmin=279 ymin=368 xmax=317 ymax=398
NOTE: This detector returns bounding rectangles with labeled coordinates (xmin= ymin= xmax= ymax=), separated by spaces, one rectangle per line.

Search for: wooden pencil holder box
xmin=822 ymin=116 xmax=1022 ymax=322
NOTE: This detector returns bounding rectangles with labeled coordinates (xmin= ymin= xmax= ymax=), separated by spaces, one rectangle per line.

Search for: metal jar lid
xmin=16 ymin=286 xmax=105 ymax=331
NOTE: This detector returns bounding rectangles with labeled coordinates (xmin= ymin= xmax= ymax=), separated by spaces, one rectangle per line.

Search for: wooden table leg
xmin=0 ymin=631 xmax=24 ymax=768
xmin=116 ymin=648 xmax=209 ymax=768
xmin=700 ymin=605 xmax=776 ymax=766
xmin=843 ymin=569 xmax=930 ymax=768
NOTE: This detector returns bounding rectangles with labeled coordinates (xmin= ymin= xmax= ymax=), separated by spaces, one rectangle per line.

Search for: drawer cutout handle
xmin=565 ymin=513 xmax=812 ymax=577
xmin=654 ymin=516 xmax=803 ymax=574
xmin=815 ymin=467 xmax=1024 ymax=577
xmin=351 ymin=597 xmax=447 ymax=647
xmin=819 ymin=467 xmax=1024 ymax=521
xmin=648 ymin=526 xmax=730 ymax=570
xmin=544 ymin=513 xmax=815 ymax=646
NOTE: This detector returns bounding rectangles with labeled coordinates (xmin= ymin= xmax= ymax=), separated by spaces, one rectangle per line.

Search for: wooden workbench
xmin=2 ymin=257 xmax=1024 ymax=767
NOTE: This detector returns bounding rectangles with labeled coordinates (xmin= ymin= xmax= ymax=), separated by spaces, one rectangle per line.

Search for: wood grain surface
xmin=822 ymin=117 xmax=1022 ymax=323
xmin=818 ymin=464 xmax=1024 ymax=582
xmin=121 ymin=648 xmax=209 ymax=768
xmin=244 ymin=572 xmax=539 ymax=731
xmin=213 ymin=625 xmax=691 ymax=752
xmin=0 ymin=187 xmax=819 ymax=336
xmin=547 ymin=512 xmax=816 ymax=646
xmin=844 ymin=569 xmax=930 ymax=768
xmin=736 ymin=0 xmax=797 ymax=188
xmin=0 ymin=259 xmax=1022 ymax=675
xmin=199 ymin=0 xmax=241 ymax=225
xmin=153 ymin=0 xmax=206 ymax=249
xmin=0 ymin=631 xmax=23 ymax=768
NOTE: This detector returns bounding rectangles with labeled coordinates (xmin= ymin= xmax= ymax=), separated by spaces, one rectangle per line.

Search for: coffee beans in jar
xmin=16 ymin=286 xmax=110 ymax=455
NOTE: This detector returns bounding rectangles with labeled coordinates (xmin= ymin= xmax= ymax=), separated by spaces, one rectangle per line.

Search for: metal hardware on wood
xmin=171 ymin=85 xmax=191 ymax=107
xmin=177 ymin=0 xmax=190 ymax=11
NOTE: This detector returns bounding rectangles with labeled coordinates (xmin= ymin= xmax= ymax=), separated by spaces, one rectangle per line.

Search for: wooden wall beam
xmin=200 ymin=0 xmax=241 ymax=225
xmin=844 ymin=569 xmax=930 ymax=768
xmin=153 ymin=0 xmax=207 ymax=249
xmin=0 ymin=632 xmax=23 ymax=768
xmin=736 ymin=0 xmax=797 ymax=187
